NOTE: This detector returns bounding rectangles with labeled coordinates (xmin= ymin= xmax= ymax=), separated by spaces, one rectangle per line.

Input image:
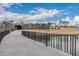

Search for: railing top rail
xmin=22 ymin=28 xmax=79 ymax=35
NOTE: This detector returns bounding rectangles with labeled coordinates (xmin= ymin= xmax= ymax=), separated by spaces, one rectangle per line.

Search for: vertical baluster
xmin=67 ymin=35 xmax=68 ymax=53
xmin=53 ymin=35 xmax=55 ymax=48
xmin=58 ymin=35 xmax=59 ymax=49
xmin=56 ymin=35 xmax=57 ymax=48
xmin=74 ymin=35 xmax=77 ymax=56
xmin=65 ymin=35 xmax=67 ymax=52
xmin=34 ymin=32 xmax=36 ymax=41
xmin=72 ymin=35 xmax=74 ymax=56
xmin=42 ymin=33 xmax=43 ymax=43
xmin=59 ymin=35 xmax=62 ymax=50
xmin=46 ymin=33 xmax=48 ymax=47
xmin=54 ymin=35 xmax=56 ymax=48
xmin=49 ymin=33 xmax=51 ymax=46
xmin=43 ymin=33 xmax=45 ymax=44
xmin=51 ymin=34 xmax=52 ymax=47
xmin=70 ymin=35 xmax=72 ymax=55
xmin=64 ymin=35 xmax=66 ymax=52
xmin=41 ymin=33 xmax=43 ymax=43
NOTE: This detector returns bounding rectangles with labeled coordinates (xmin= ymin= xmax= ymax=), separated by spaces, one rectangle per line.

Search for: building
xmin=59 ymin=19 xmax=69 ymax=27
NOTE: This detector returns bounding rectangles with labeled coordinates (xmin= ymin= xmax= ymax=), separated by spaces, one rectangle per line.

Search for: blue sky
xmin=6 ymin=3 xmax=79 ymax=13
xmin=0 ymin=3 xmax=79 ymax=24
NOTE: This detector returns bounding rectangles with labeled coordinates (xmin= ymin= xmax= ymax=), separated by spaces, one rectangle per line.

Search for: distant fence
xmin=0 ymin=31 xmax=10 ymax=44
xmin=22 ymin=31 xmax=78 ymax=56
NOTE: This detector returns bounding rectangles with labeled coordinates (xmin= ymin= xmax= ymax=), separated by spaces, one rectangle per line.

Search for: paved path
xmin=0 ymin=30 xmax=71 ymax=56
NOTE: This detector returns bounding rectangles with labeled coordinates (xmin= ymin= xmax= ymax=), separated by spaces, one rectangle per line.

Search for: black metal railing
xmin=22 ymin=31 xmax=78 ymax=56
xmin=0 ymin=31 xmax=10 ymax=44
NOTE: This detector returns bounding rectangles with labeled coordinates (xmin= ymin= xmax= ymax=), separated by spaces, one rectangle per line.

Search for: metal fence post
xmin=50 ymin=34 xmax=52 ymax=47
xmin=53 ymin=35 xmax=55 ymax=48
xmin=60 ymin=35 xmax=62 ymax=50
xmin=74 ymin=35 xmax=77 ymax=56
xmin=67 ymin=35 xmax=68 ymax=53
xmin=46 ymin=33 xmax=48 ymax=47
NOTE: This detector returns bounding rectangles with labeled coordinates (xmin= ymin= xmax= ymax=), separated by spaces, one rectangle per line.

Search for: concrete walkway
xmin=0 ymin=30 xmax=71 ymax=56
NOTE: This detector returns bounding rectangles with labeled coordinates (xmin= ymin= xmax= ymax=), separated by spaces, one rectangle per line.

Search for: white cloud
xmin=0 ymin=3 xmax=23 ymax=14
xmin=74 ymin=16 xmax=79 ymax=24
xmin=0 ymin=4 xmax=60 ymax=23
xmin=60 ymin=6 xmax=75 ymax=16
xmin=58 ymin=16 xmax=79 ymax=26
xmin=0 ymin=3 xmax=14 ymax=13
xmin=29 ymin=8 xmax=60 ymax=20
xmin=1 ymin=3 xmax=14 ymax=8
xmin=30 ymin=8 xmax=60 ymax=14
xmin=0 ymin=6 xmax=5 ymax=13
xmin=56 ymin=17 xmax=74 ymax=26
xmin=58 ymin=17 xmax=71 ymax=22
xmin=0 ymin=7 xmax=60 ymax=24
